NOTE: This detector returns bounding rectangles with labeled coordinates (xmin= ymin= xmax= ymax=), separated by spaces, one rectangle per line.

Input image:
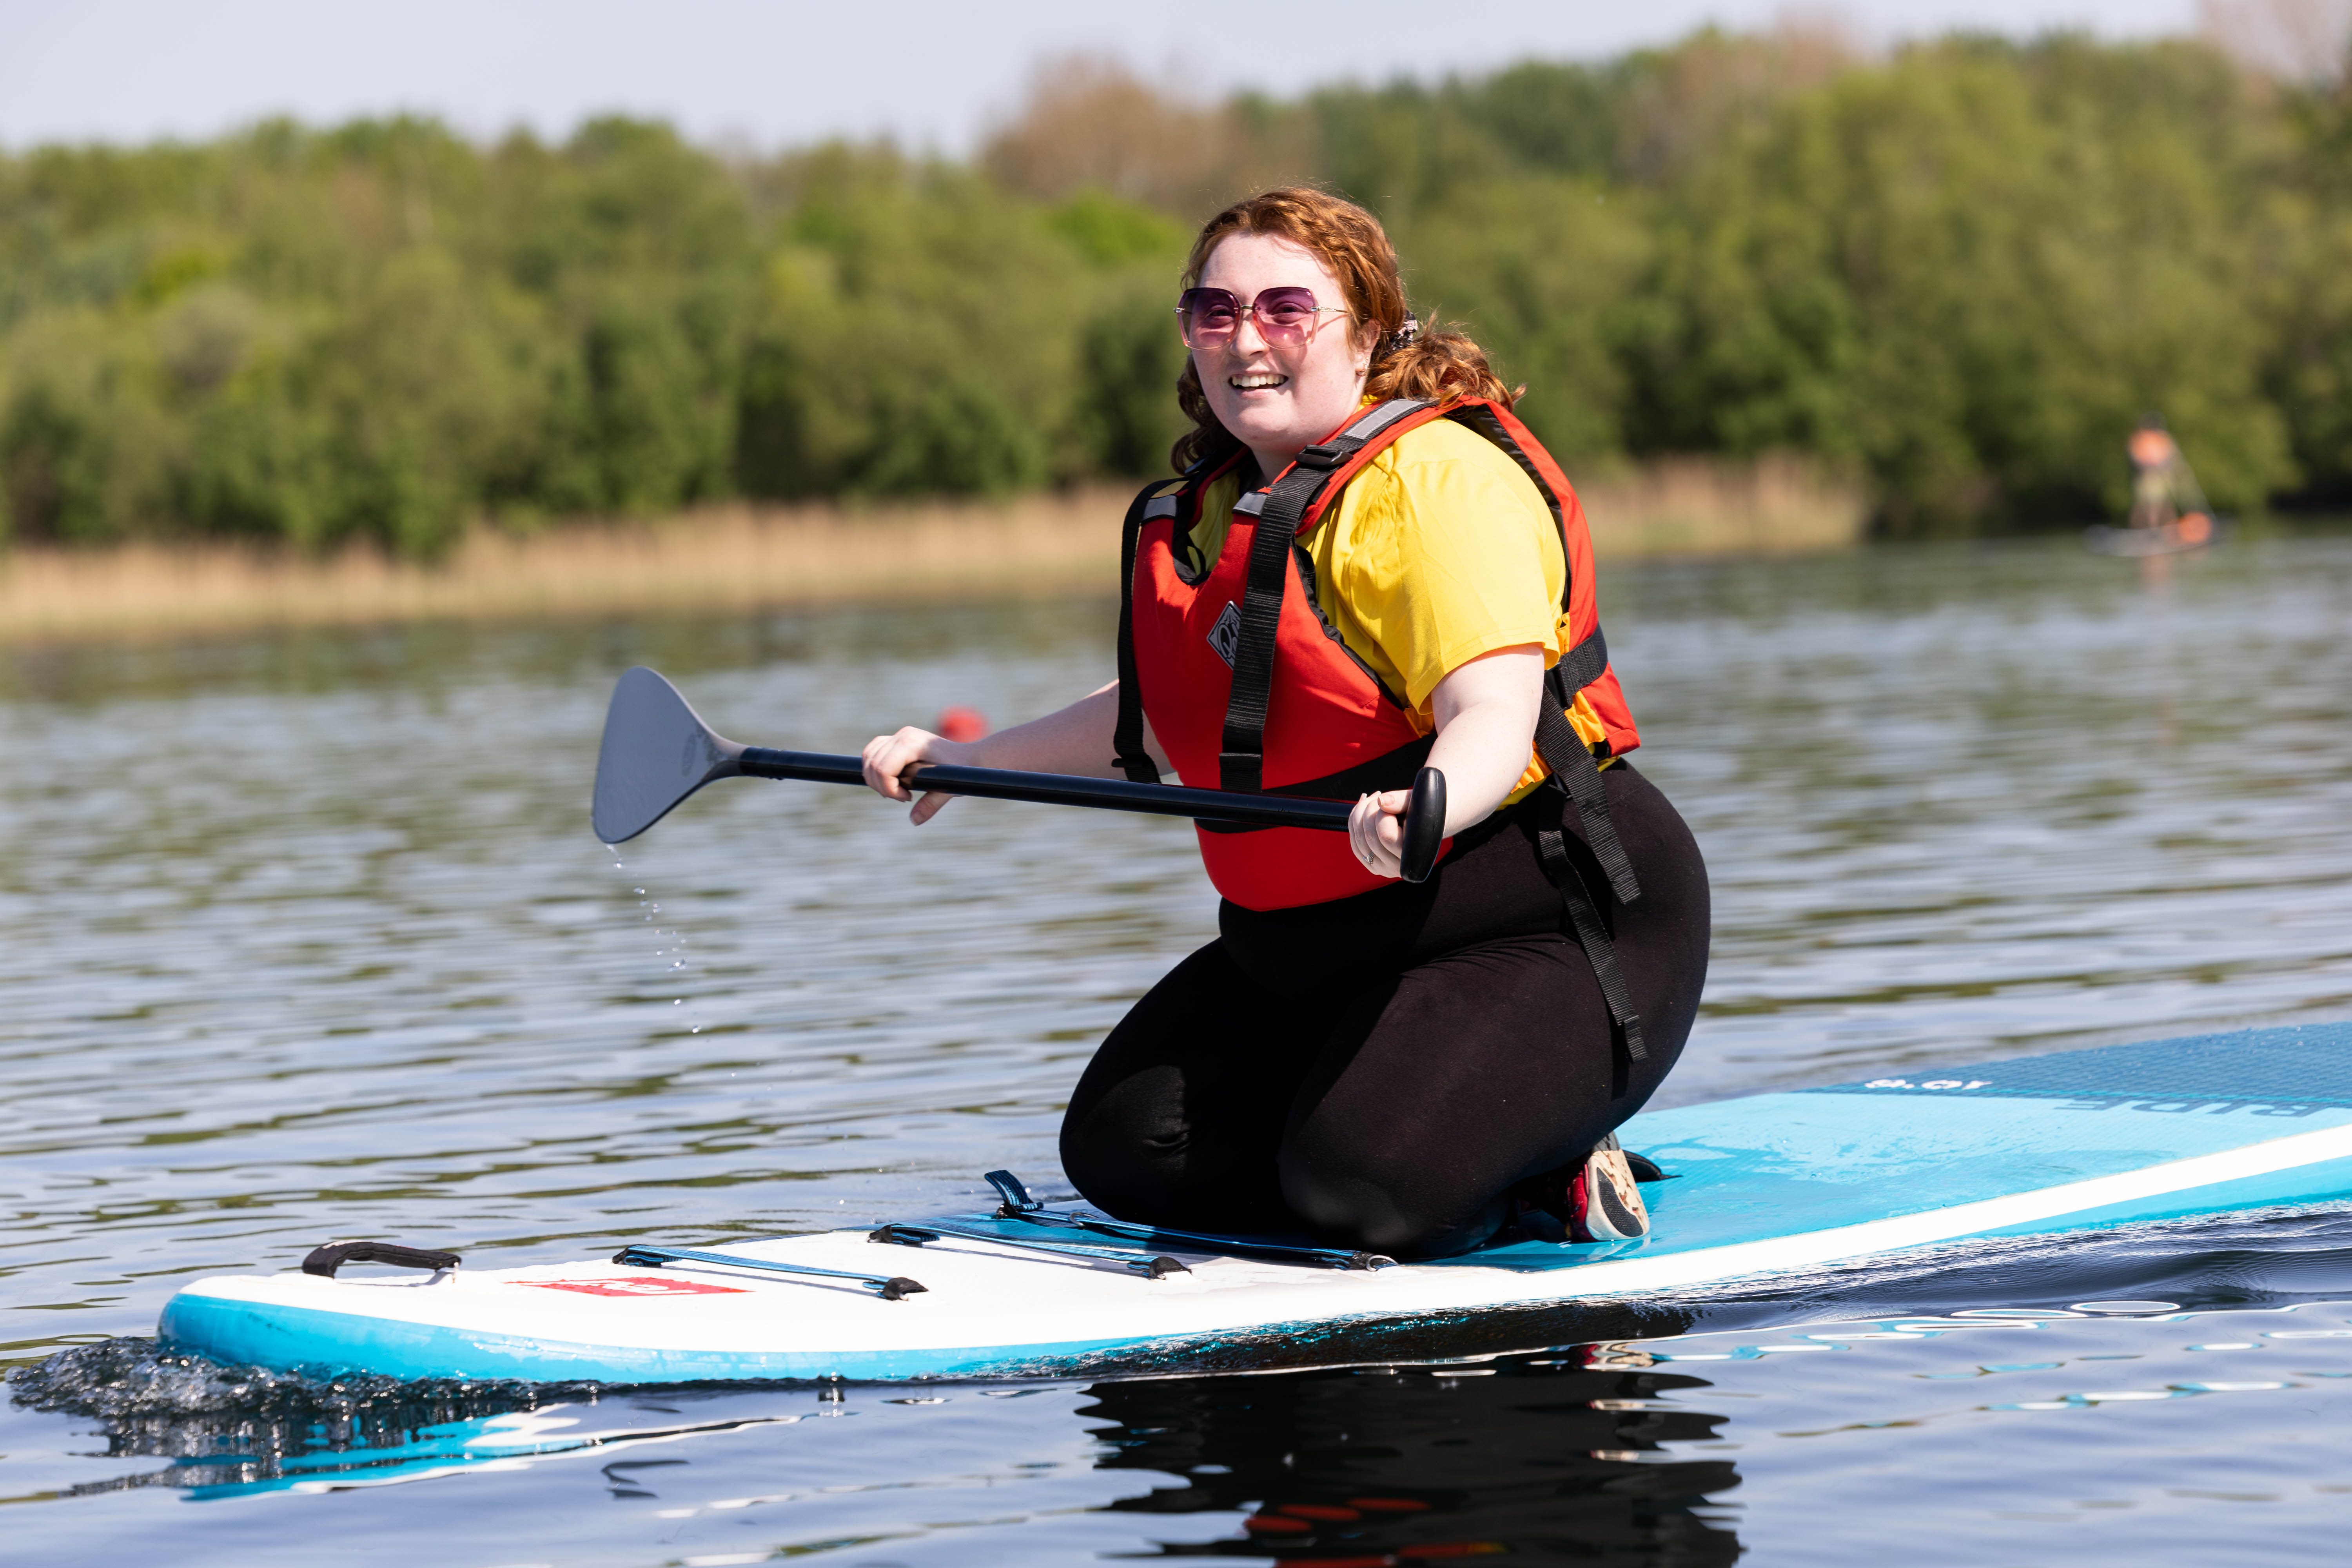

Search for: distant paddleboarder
xmin=2127 ymin=414 xmax=2214 ymax=544
xmin=861 ymin=189 xmax=1709 ymax=1259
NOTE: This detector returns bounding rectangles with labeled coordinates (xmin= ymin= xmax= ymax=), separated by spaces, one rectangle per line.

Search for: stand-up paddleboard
xmin=2083 ymin=515 xmax=2225 ymax=557
xmin=158 ymin=1023 xmax=2352 ymax=1384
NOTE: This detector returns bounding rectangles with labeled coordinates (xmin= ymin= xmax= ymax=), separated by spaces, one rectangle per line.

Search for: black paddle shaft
xmin=590 ymin=666 xmax=1448 ymax=877
xmin=731 ymin=748 xmax=1356 ymax=831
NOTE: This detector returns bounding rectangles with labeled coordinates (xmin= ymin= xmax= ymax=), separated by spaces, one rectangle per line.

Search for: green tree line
xmin=4 ymin=28 xmax=2349 ymax=554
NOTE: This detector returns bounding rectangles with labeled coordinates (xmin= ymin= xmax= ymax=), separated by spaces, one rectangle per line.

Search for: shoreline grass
xmin=0 ymin=459 xmax=1864 ymax=648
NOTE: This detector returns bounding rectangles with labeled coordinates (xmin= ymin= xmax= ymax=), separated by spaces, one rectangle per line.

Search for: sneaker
xmin=1508 ymin=1134 xmax=1655 ymax=1245
xmin=1568 ymin=1133 xmax=1651 ymax=1243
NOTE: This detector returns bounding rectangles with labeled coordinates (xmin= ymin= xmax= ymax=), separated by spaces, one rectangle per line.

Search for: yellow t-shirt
xmin=1183 ymin=416 xmax=1609 ymax=800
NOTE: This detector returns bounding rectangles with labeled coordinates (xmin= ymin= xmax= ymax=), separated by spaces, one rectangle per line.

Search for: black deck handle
xmin=1398 ymin=767 xmax=1447 ymax=884
xmin=985 ymin=1169 xmax=1043 ymax=1216
xmin=302 ymin=1240 xmax=463 ymax=1278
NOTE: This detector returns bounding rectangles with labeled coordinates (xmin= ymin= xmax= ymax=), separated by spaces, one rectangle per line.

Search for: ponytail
xmin=1365 ymin=315 xmax=1516 ymax=409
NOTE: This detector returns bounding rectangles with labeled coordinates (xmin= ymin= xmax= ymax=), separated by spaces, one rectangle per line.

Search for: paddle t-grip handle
xmin=1398 ymin=767 xmax=1446 ymax=884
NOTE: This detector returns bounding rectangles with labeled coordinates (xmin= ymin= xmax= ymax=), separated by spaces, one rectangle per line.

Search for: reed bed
xmin=0 ymin=488 xmax=1132 ymax=647
xmin=0 ymin=459 xmax=1863 ymax=646
xmin=1579 ymin=454 xmax=1867 ymax=558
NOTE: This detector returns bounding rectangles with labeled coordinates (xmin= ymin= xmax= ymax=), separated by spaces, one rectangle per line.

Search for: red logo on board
xmin=512 ymin=1275 xmax=748 ymax=1298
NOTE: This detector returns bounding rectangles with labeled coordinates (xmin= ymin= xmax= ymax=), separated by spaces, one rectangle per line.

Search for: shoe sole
xmin=1581 ymin=1134 xmax=1651 ymax=1241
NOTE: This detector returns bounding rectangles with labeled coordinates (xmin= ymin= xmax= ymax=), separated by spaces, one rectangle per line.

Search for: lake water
xmin=4 ymin=532 xmax=2350 ymax=1564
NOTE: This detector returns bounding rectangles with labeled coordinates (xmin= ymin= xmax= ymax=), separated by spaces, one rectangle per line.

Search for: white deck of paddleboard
xmin=159 ymin=1024 xmax=2352 ymax=1382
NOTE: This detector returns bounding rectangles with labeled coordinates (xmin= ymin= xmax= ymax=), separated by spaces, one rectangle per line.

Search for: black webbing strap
xmin=1534 ymin=705 xmax=1639 ymax=906
xmin=1533 ymin=628 xmax=1640 ymax=905
xmin=1534 ymin=626 xmax=1647 ymax=1086
xmin=1535 ymin=821 xmax=1648 ymax=1071
xmin=1218 ymin=459 xmax=1328 ymax=793
xmin=1219 ymin=401 xmax=1428 ymax=795
xmin=1552 ymin=624 xmax=1610 ymax=695
xmin=1112 ymin=480 xmax=1164 ymax=784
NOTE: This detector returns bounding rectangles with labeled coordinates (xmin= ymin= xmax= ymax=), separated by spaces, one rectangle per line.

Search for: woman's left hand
xmin=1349 ymin=789 xmax=1410 ymax=878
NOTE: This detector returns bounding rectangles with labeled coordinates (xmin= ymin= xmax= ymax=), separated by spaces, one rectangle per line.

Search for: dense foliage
xmin=3 ymin=30 xmax=2348 ymax=552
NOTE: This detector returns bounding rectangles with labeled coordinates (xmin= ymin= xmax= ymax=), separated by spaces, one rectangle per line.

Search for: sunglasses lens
xmin=1256 ymin=288 xmax=1321 ymax=338
xmin=1178 ymin=289 xmax=1241 ymax=343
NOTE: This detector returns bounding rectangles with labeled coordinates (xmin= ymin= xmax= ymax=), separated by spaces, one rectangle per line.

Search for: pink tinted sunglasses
xmin=1176 ymin=287 xmax=1351 ymax=347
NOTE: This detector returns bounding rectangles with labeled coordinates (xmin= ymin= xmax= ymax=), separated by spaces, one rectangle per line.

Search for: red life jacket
xmin=1112 ymin=397 xmax=1641 ymax=913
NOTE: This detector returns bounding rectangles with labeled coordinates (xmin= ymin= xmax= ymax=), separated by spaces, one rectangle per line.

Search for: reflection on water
xmin=1079 ymin=1350 xmax=1739 ymax=1563
xmin=4 ymin=532 xmax=2351 ymax=1562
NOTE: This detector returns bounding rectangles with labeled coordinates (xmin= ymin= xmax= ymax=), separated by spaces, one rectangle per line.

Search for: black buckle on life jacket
xmin=1216 ymin=750 xmax=1261 ymax=789
xmin=1293 ymin=440 xmax=1356 ymax=471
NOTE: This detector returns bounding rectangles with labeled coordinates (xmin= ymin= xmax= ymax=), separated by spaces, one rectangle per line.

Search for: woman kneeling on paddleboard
xmin=863 ymin=188 xmax=1709 ymax=1258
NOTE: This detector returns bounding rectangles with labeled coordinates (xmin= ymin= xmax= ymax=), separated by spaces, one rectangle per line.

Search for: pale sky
xmin=1 ymin=0 xmax=2203 ymax=153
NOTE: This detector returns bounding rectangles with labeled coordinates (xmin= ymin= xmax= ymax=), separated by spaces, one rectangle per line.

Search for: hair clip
xmin=1386 ymin=315 xmax=1422 ymax=354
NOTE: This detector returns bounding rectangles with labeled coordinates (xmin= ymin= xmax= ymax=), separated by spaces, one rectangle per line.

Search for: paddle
xmin=591 ymin=666 xmax=1451 ymax=882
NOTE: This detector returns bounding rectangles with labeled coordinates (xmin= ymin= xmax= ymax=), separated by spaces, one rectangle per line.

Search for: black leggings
xmin=1059 ymin=761 xmax=1711 ymax=1259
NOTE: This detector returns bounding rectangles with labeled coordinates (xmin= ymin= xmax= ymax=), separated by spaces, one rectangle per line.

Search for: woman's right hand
xmin=860 ymin=727 xmax=977 ymax=824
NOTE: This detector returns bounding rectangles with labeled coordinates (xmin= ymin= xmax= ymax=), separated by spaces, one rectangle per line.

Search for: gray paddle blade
xmin=590 ymin=666 xmax=745 ymax=844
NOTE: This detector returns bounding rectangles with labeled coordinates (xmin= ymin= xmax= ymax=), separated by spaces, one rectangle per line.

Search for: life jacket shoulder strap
xmin=1112 ymin=476 xmax=1177 ymax=784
